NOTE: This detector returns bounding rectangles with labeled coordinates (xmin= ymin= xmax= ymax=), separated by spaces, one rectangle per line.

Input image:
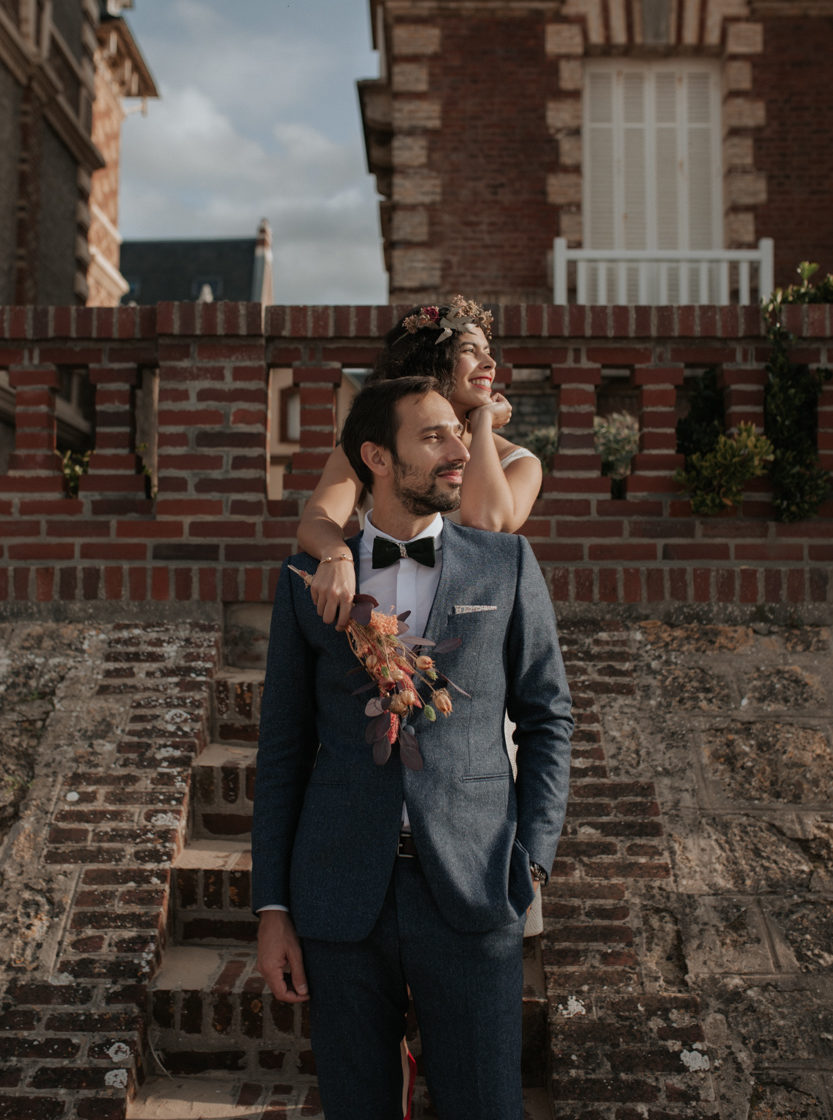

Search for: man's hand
xmin=257 ymin=910 xmax=310 ymax=1003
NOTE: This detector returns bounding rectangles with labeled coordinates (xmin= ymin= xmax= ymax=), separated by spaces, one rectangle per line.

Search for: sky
xmin=118 ymin=0 xmax=388 ymax=304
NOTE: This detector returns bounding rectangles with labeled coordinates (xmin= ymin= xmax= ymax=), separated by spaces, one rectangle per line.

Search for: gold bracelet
xmin=319 ymin=554 xmax=352 ymax=564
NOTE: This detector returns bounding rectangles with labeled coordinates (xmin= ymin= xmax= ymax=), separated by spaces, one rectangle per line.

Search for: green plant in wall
xmin=674 ymin=422 xmax=774 ymax=516
xmin=61 ymin=449 xmax=90 ymax=497
xmin=593 ymin=411 xmax=639 ymax=497
xmin=762 ymin=261 xmax=833 ymax=522
xmin=518 ymin=425 xmax=559 ymax=472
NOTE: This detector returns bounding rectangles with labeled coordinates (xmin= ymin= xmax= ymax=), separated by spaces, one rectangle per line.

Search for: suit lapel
xmin=423 ymin=521 xmax=466 ymax=642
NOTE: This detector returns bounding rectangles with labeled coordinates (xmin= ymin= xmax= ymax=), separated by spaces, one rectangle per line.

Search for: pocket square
xmin=453 ymin=604 xmax=497 ymax=614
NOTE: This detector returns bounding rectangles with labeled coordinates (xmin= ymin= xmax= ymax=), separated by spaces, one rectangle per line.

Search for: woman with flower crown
xmin=298 ymin=295 xmax=542 ymax=627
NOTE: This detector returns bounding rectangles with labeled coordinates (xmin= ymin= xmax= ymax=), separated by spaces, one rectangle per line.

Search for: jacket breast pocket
xmin=439 ymin=607 xmax=504 ymax=681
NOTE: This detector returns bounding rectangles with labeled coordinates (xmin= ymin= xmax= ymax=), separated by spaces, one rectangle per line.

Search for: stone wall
xmin=1 ymin=617 xmax=831 ymax=1118
xmin=0 ymin=618 xmax=221 ymax=1119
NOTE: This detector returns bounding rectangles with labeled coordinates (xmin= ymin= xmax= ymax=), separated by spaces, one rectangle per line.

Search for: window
xmin=583 ymin=60 xmax=722 ymax=302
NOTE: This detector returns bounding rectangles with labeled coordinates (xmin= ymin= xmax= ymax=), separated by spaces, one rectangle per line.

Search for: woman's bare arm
xmin=457 ymin=400 xmax=542 ymax=532
xmin=296 ymin=445 xmax=362 ymax=629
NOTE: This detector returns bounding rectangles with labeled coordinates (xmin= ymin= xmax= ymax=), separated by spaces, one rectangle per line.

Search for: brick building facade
xmin=87 ymin=6 xmax=157 ymax=307
xmin=0 ymin=0 xmax=156 ymax=308
xmin=359 ymin=0 xmax=833 ymax=304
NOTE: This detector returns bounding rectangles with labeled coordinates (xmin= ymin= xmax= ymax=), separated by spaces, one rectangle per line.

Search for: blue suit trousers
xmin=302 ymin=856 xmax=525 ymax=1120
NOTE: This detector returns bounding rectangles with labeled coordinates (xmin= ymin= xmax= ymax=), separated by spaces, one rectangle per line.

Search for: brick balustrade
xmin=1 ymin=301 xmax=831 ymax=616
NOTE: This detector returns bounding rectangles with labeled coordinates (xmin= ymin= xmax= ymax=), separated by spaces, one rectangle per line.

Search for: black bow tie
xmin=372 ymin=535 xmax=436 ymax=569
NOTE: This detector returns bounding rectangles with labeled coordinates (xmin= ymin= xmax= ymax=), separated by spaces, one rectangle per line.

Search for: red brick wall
xmin=753 ymin=17 xmax=833 ymax=284
xmin=0 ymin=301 xmax=831 ymax=617
xmin=428 ymin=11 xmax=557 ymax=303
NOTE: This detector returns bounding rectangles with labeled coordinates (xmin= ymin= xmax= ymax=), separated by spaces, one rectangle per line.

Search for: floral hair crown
xmin=398 ymin=294 xmax=494 ymax=346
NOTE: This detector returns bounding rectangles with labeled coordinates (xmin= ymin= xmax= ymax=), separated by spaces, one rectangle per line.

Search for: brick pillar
xmin=4 ymin=365 xmax=64 ymax=492
xmin=548 ymin=364 xmax=608 ymax=495
xmin=817 ymin=377 xmax=833 ymax=474
xmin=150 ymin=302 xmax=268 ymax=603
xmin=492 ymin=364 xmax=512 ymax=396
xmin=722 ymin=366 xmax=767 ymax=432
xmin=628 ymin=366 xmax=685 ymax=495
xmin=281 ymin=365 xmax=342 ymax=497
xmin=78 ymin=364 xmax=148 ymax=508
xmin=155 ymin=304 xmax=268 ymax=513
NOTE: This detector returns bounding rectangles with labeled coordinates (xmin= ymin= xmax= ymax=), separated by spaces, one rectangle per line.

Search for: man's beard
xmin=392 ymin=459 xmax=463 ymax=516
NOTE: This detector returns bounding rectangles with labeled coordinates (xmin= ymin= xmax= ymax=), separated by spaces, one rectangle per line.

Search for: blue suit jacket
xmin=251 ymin=521 xmax=573 ymax=939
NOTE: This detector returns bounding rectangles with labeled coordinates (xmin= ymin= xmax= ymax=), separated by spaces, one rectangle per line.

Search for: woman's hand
xmin=309 ymin=555 xmax=356 ymax=631
xmin=467 ymin=392 xmax=512 ymax=432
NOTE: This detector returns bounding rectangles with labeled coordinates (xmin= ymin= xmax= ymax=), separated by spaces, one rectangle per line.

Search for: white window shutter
xmin=585 ymin=70 xmax=616 ymax=251
xmin=622 ymin=71 xmax=647 ymax=252
xmin=584 ymin=60 xmax=722 ymax=293
xmin=685 ymin=71 xmax=717 ymax=251
xmin=654 ymin=71 xmax=680 ymax=253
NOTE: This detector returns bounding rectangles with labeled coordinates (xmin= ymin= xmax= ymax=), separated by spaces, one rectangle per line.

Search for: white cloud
xmin=123 ymin=87 xmax=272 ymax=188
xmin=119 ymin=0 xmax=387 ymax=303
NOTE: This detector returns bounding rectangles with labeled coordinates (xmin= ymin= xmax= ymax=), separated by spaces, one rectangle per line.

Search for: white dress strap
xmin=499 ymin=446 xmax=538 ymax=469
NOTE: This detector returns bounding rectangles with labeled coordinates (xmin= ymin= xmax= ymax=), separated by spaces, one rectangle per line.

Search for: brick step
xmin=192 ymin=743 xmax=256 ymax=840
xmin=127 ymin=1073 xmax=555 ymax=1119
xmin=173 ymin=839 xmax=256 ymax=944
xmin=212 ymin=669 xmax=264 ymax=746
xmin=148 ymin=945 xmax=307 ymax=1079
xmin=147 ymin=943 xmax=550 ymax=1087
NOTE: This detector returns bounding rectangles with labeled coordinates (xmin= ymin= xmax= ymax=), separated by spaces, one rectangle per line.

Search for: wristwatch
xmin=529 ymin=862 xmax=549 ymax=885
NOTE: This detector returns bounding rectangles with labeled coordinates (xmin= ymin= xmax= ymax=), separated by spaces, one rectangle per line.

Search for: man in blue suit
xmin=254 ymin=376 xmax=573 ymax=1119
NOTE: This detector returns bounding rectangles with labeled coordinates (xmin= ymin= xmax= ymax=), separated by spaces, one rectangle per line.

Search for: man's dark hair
xmin=340 ymin=375 xmax=439 ymax=490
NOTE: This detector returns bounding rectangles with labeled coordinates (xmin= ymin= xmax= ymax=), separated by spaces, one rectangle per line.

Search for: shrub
xmin=593 ymin=411 xmax=639 ymax=480
xmin=518 ymin=425 xmax=559 ymax=472
xmin=673 ymin=422 xmax=773 ymax=515
xmin=762 ymin=261 xmax=833 ymax=522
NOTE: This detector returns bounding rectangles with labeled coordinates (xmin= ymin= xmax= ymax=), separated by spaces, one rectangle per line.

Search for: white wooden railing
xmin=553 ymin=237 xmax=774 ymax=306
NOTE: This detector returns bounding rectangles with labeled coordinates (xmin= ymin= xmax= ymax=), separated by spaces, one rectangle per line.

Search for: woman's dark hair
xmin=340 ymin=375 xmax=439 ymax=491
xmin=369 ymin=306 xmax=460 ymax=397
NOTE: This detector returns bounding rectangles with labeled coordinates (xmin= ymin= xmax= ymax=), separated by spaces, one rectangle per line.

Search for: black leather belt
xmin=397 ymin=832 xmax=418 ymax=859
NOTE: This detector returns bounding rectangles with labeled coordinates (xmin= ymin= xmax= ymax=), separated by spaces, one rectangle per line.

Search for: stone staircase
xmin=128 ymin=656 xmax=555 ymax=1119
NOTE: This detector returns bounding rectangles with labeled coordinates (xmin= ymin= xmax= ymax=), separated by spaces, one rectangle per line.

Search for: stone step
xmin=128 ymin=1074 xmax=555 ymax=1119
xmin=127 ymin=1073 xmax=321 ymax=1119
xmin=192 ymin=743 xmax=256 ymax=840
xmin=172 ymin=839 xmax=257 ymax=945
xmin=212 ymin=669 xmax=264 ymax=746
xmin=147 ymin=945 xmax=309 ymax=1079
xmin=147 ymin=943 xmax=550 ymax=1087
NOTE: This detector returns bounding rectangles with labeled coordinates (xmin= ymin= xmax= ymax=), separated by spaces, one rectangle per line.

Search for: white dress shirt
xmin=360 ymin=512 xmax=444 ymax=832
xmin=359 ymin=512 xmax=444 ymax=639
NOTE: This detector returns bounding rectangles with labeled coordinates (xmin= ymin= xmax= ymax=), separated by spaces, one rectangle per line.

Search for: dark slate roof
xmin=120 ymin=238 xmax=258 ymax=304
